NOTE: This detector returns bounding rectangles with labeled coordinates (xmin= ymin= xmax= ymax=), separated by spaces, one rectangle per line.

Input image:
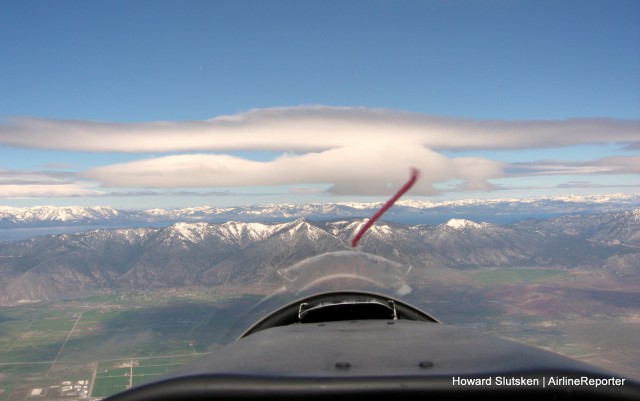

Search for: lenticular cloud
xmin=1 ymin=106 xmax=637 ymax=196
xmin=83 ymin=144 xmax=504 ymax=195
xmin=1 ymin=106 xmax=637 ymax=152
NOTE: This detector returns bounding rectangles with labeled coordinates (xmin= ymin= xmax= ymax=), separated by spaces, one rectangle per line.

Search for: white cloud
xmin=1 ymin=106 xmax=637 ymax=197
xmin=0 ymin=184 xmax=98 ymax=198
xmin=83 ymin=144 xmax=505 ymax=195
xmin=0 ymin=170 xmax=99 ymax=199
xmin=1 ymin=106 xmax=638 ymax=152
xmin=556 ymin=181 xmax=640 ymax=189
xmin=507 ymin=155 xmax=640 ymax=176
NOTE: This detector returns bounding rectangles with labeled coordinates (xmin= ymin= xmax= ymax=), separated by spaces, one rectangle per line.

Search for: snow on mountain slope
xmin=1 ymin=211 xmax=639 ymax=305
xmin=216 ymin=221 xmax=285 ymax=243
xmin=0 ymin=206 xmax=120 ymax=224
xmin=1 ymin=194 xmax=638 ymax=232
xmin=443 ymin=219 xmax=489 ymax=230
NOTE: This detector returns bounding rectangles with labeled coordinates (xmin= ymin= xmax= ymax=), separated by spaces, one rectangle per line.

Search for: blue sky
xmin=0 ymin=0 xmax=638 ymax=209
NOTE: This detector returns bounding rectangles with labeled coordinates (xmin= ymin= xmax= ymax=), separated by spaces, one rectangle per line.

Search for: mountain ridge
xmin=1 ymin=210 xmax=638 ymax=306
xmin=1 ymin=194 xmax=638 ymax=231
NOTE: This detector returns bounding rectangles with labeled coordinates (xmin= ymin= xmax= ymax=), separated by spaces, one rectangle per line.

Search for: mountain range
xmin=0 ymin=208 xmax=638 ymax=306
xmin=1 ymin=194 xmax=638 ymax=232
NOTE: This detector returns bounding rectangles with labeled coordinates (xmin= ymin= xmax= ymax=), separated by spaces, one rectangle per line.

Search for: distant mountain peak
xmin=443 ymin=218 xmax=487 ymax=230
xmin=165 ymin=222 xmax=210 ymax=243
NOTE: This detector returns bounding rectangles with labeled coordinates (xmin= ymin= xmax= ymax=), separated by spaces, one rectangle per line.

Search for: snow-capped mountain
xmin=1 ymin=194 xmax=638 ymax=233
xmin=0 ymin=205 xmax=121 ymax=225
xmin=514 ymin=208 xmax=640 ymax=247
xmin=1 ymin=209 xmax=638 ymax=305
xmin=440 ymin=219 xmax=490 ymax=230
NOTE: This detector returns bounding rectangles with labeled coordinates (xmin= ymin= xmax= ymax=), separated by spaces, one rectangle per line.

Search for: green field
xmin=0 ymin=305 xmax=81 ymax=363
xmin=0 ymin=383 xmax=15 ymax=401
xmin=0 ymin=290 xmax=261 ymax=400
xmin=133 ymin=365 xmax=170 ymax=375
xmin=92 ymin=375 xmax=130 ymax=398
xmin=136 ymin=354 xmax=196 ymax=366
xmin=469 ymin=267 xmax=568 ymax=285
xmin=92 ymin=355 xmax=199 ymax=398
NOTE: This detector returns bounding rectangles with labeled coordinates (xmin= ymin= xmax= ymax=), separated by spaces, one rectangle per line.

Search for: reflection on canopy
xmin=277 ymin=251 xmax=412 ymax=297
xmin=221 ymin=251 xmax=413 ymax=343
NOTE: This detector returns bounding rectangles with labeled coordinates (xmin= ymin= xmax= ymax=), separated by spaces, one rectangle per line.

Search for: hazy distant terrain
xmin=1 ymin=194 xmax=639 ymax=235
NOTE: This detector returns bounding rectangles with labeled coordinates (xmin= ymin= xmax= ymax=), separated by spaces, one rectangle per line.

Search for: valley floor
xmin=0 ymin=269 xmax=638 ymax=400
